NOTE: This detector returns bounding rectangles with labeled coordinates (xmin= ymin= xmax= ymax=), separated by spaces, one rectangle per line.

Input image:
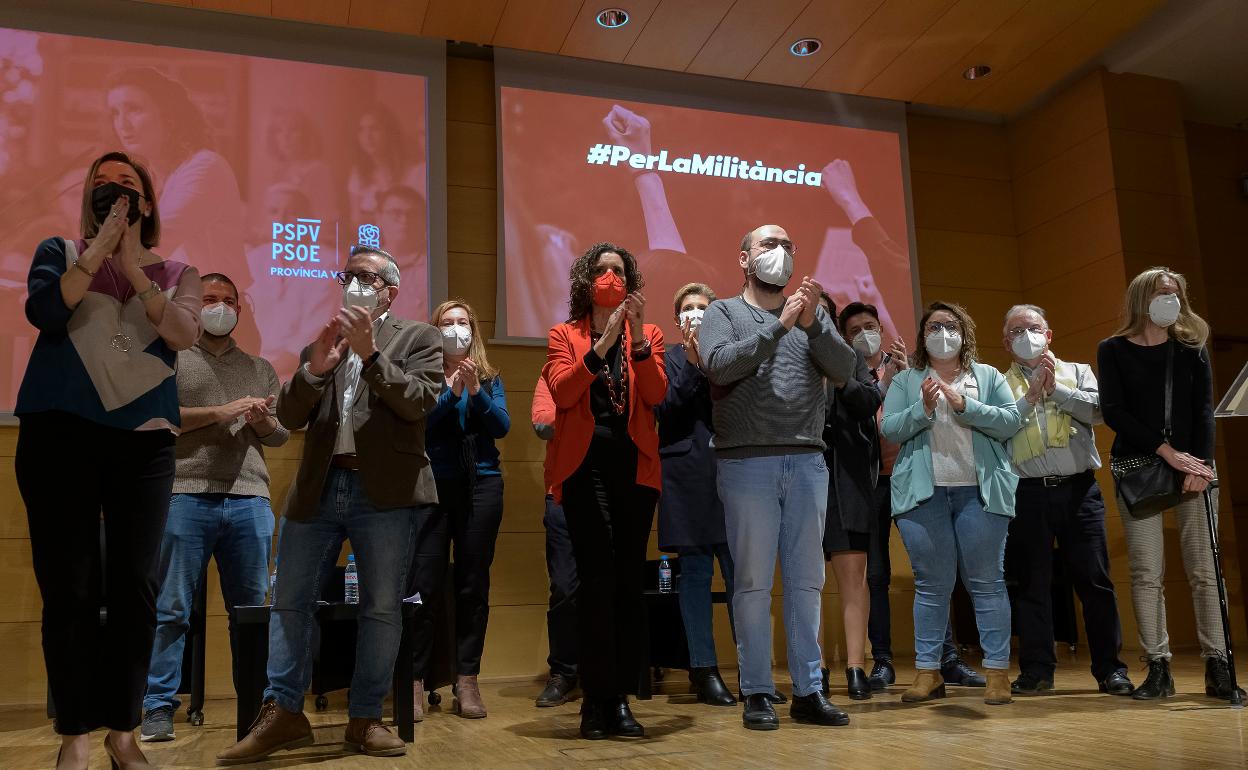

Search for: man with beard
xmin=698 ymin=225 xmax=856 ymax=731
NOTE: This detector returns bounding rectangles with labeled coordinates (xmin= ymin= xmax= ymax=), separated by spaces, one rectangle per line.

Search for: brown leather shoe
xmin=412 ymin=680 xmax=426 ymax=722
xmin=984 ymin=669 xmax=1014 ymax=705
xmin=901 ymin=670 xmax=947 ymax=703
xmin=216 ymin=701 xmax=313 ymax=765
xmin=454 ymin=674 xmax=487 ymax=718
xmin=344 ymin=718 xmax=406 ymax=757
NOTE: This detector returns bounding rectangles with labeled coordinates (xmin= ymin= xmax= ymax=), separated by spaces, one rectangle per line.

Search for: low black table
xmin=230 ymin=602 xmax=420 ymax=742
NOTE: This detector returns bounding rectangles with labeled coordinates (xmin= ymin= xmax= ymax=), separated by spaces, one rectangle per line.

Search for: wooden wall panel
xmin=1007 ymin=68 xmax=1108 ymax=178
xmin=909 ymin=172 xmax=1015 ymax=237
xmin=1017 ymin=191 xmax=1121 ymax=290
xmin=1012 ymin=130 xmax=1115 ymax=235
xmin=914 ymin=229 xmax=1019 ymax=291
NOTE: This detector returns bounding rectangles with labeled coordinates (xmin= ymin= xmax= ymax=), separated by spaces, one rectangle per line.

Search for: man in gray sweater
xmin=699 ymin=224 xmax=856 ymax=731
xmin=142 ymin=272 xmax=288 ymax=742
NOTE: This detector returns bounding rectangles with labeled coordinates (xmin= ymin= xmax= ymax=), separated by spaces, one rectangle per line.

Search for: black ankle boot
xmin=690 ymin=667 xmax=736 ymax=706
xmin=1205 ymin=655 xmax=1245 ymax=699
xmin=579 ymin=699 xmax=606 ymax=740
xmin=868 ymin=658 xmax=895 ymax=691
xmin=846 ymin=667 xmax=871 ymax=700
xmin=604 ymin=696 xmax=644 ymax=738
xmin=820 ymin=667 xmax=830 ymax=697
xmin=1132 ymin=658 xmax=1175 ymax=700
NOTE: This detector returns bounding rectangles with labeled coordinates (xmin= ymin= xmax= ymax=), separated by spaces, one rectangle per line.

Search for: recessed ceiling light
xmin=963 ymin=64 xmax=992 ymax=80
xmin=790 ymin=38 xmax=821 ymax=57
xmin=596 ymin=8 xmax=629 ymax=28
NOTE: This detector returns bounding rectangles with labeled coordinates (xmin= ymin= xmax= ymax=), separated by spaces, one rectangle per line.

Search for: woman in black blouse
xmin=1097 ymin=267 xmax=1230 ymax=701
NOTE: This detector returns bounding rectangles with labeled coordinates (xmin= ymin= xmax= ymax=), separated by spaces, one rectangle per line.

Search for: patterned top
xmin=16 ymin=237 xmax=203 ymax=432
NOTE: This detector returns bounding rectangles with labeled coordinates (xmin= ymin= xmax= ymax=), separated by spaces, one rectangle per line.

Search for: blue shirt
xmin=425 ymin=374 xmax=510 ymax=479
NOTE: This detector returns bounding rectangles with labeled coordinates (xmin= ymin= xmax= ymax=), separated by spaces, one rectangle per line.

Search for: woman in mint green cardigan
xmin=881 ymin=302 xmax=1021 ymax=706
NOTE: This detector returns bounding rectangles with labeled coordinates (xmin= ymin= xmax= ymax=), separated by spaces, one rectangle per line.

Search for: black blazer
xmin=822 ymin=350 xmax=882 ymax=547
xmin=655 ymin=344 xmax=726 ymax=550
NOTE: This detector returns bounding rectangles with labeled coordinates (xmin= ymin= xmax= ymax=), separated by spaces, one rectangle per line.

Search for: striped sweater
xmin=699 ymin=295 xmax=856 ymax=458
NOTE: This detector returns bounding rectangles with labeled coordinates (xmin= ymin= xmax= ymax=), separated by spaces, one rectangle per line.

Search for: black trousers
xmin=865 ymin=478 xmax=893 ymax=660
xmin=561 ymin=435 xmax=657 ymax=699
xmin=543 ymin=494 xmax=579 ymax=678
xmin=409 ymin=474 xmax=504 ymax=677
xmin=1005 ymin=471 xmax=1126 ymax=681
xmin=16 ymin=411 xmax=175 ymax=734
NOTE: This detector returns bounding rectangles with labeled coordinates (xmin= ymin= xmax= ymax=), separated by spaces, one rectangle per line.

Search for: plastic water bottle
xmin=658 ymin=555 xmax=673 ymax=594
xmin=344 ymin=554 xmax=359 ymax=604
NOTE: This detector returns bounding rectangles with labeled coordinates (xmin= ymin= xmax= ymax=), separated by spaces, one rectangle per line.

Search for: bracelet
xmin=136 ymin=281 xmax=163 ymax=302
xmin=72 ymin=260 xmax=97 ymax=278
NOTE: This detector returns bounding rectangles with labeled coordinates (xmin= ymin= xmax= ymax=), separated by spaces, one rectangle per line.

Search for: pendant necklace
xmin=105 ymin=254 xmax=143 ymax=353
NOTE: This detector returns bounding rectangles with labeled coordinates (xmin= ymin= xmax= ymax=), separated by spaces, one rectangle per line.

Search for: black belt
xmin=331 ymin=454 xmax=360 ymax=470
xmin=1018 ymin=469 xmax=1093 ymax=488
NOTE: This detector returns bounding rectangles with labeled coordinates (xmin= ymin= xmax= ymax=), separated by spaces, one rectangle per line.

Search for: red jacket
xmin=543 ymin=317 xmax=666 ymax=502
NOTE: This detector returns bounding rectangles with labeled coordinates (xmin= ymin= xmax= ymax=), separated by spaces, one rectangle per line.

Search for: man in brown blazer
xmin=218 ymin=247 xmax=442 ymax=764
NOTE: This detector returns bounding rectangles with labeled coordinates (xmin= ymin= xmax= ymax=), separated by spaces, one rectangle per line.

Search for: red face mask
xmin=592 ymin=271 xmax=627 ymax=307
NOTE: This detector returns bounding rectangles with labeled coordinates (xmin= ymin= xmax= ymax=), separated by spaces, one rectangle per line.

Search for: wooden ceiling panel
xmin=804 ymin=0 xmax=956 ymax=94
xmin=347 ymin=0 xmax=428 ymax=36
xmin=965 ymin=0 xmax=1164 ymax=115
xmin=559 ymin=0 xmax=660 ymax=63
xmin=493 ymin=0 xmax=585 ymax=54
xmin=142 ymin=0 xmax=192 ymax=6
xmin=191 ymin=0 xmax=272 ymax=14
xmin=421 ymin=0 xmax=508 ymax=44
xmin=272 ymin=0 xmax=349 ymax=26
xmin=623 ymin=0 xmax=735 ymax=72
xmin=859 ymin=0 xmax=1025 ymax=102
xmin=913 ymin=0 xmax=1094 ymax=108
xmin=684 ymin=0 xmax=808 ymax=81
xmin=746 ymin=0 xmax=884 ymax=88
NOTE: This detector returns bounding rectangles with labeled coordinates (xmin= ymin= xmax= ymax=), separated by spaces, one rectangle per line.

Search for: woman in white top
xmin=880 ymin=302 xmax=1021 ymax=707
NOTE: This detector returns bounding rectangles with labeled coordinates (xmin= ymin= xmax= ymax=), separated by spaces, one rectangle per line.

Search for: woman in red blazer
xmin=543 ymin=242 xmax=666 ymax=740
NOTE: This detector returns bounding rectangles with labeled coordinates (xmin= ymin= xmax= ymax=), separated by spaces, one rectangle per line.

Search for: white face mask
xmin=1148 ymin=293 xmax=1181 ymax=327
xmin=679 ymin=308 xmax=705 ymax=328
xmin=343 ymin=278 xmax=381 ymax=311
xmin=750 ymin=246 xmax=793 ymax=287
xmin=852 ymin=329 xmax=882 ymax=357
xmin=925 ymin=329 xmax=962 ymax=361
xmin=200 ymin=302 xmax=238 ymax=337
xmin=441 ymin=324 xmax=472 ymax=355
xmin=1011 ymin=330 xmax=1047 ymax=361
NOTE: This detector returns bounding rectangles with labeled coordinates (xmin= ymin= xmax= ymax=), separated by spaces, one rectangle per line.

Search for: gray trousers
xmin=1117 ymin=490 xmax=1225 ymax=661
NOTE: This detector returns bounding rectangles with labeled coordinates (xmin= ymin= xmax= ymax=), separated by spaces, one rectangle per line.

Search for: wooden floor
xmin=3 ymin=655 xmax=1246 ymax=769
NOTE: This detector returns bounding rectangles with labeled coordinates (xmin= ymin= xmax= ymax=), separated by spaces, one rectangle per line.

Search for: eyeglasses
xmin=753 ymin=237 xmax=796 ymax=255
xmin=1007 ymin=325 xmax=1045 ymax=337
xmin=926 ymin=321 xmax=960 ymax=334
xmin=334 ymin=270 xmax=385 ymax=287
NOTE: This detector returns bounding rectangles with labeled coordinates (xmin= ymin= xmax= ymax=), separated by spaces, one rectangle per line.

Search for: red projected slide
xmin=501 ymin=86 xmax=914 ymax=345
xmin=0 ymin=28 xmax=428 ymax=410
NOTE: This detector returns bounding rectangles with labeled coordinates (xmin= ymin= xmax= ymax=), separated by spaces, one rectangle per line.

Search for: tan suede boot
xmin=454 ymin=674 xmax=487 ymax=718
xmin=984 ymin=670 xmax=1013 ymax=705
xmin=216 ymin=701 xmax=313 ymax=765
xmin=901 ymin=670 xmax=947 ymax=703
xmin=344 ymin=718 xmax=406 ymax=757
xmin=412 ymin=680 xmax=426 ymax=723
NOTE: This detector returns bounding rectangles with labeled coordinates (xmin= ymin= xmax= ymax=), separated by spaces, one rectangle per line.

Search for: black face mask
xmin=91 ymin=182 xmax=144 ymax=226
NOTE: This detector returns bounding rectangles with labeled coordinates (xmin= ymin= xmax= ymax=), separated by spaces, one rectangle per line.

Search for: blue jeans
xmin=895 ymin=486 xmax=1012 ymax=671
xmin=144 ymin=493 xmax=273 ymax=712
xmin=264 ymin=469 xmax=418 ymax=719
xmin=676 ymin=544 xmax=735 ymax=669
xmin=718 ymin=453 xmax=828 ymax=697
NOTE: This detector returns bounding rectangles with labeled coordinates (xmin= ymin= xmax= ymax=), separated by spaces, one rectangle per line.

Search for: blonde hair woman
xmin=408 ymin=300 xmax=510 ymax=719
xmin=1097 ymin=267 xmax=1233 ymax=701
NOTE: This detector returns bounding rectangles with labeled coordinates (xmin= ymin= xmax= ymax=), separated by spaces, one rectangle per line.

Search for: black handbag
xmin=1110 ymin=341 xmax=1183 ymax=514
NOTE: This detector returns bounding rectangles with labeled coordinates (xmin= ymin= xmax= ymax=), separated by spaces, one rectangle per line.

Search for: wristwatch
xmin=136 ymin=281 xmax=163 ymax=302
